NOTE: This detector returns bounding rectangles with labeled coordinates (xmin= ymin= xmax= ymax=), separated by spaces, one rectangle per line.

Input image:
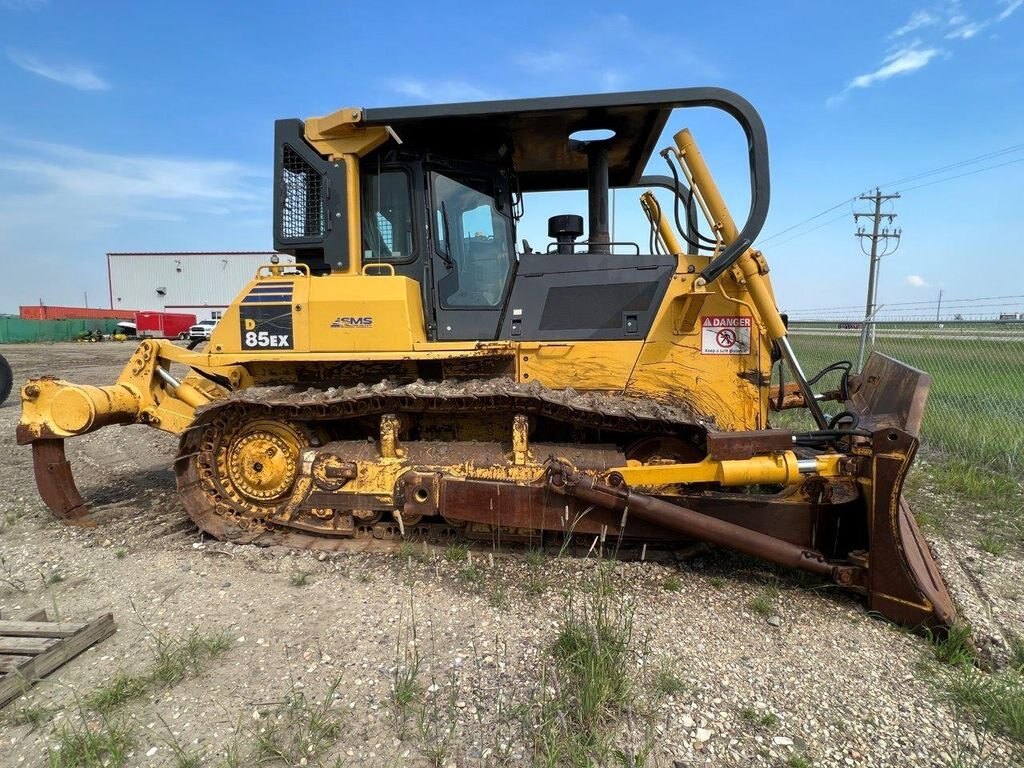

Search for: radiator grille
xmin=280 ymin=145 xmax=324 ymax=239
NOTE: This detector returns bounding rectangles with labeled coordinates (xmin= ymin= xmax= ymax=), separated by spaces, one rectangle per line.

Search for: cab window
xmin=432 ymin=173 xmax=513 ymax=308
xmin=361 ymin=169 xmax=414 ymax=261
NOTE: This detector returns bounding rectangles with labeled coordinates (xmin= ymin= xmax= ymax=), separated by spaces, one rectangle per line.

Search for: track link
xmin=175 ymin=378 xmax=712 ymax=549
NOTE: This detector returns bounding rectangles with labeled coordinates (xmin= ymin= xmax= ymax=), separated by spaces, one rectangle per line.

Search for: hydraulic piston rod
xmin=546 ymin=464 xmax=837 ymax=579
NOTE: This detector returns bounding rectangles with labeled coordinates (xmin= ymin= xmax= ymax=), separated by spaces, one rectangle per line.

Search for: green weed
xmin=740 ymin=705 xmax=779 ymax=727
xmin=533 ymin=567 xmax=637 ymax=764
xmin=525 ymin=547 xmax=547 ymax=567
xmin=151 ymin=628 xmax=233 ymax=687
xmin=444 ymin=543 xmax=470 ymax=563
xmin=85 ymin=672 xmax=148 ymax=714
xmin=6 ymin=703 xmax=55 ymax=729
xmin=460 ymin=563 xmax=484 ymax=585
xmin=653 ymin=664 xmax=686 ymax=697
xmin=930 ymin=623 xmax=976 ymax=668
xmin=46 ymin=716 xmax=134 ymax=768
xmin=489 ymin=583 xmax=508 ymax=609
xmin=251 ymin=678 xmax=343 ymax=764
xmin=747 ymin=586 xmax=779 ymax=617
xmin=977 ymin=534 xmax=1008 ymax=556
xmin=936 ymin=666 xmax=1024 ymax=745
xmin=525 ymin=575 xmax=549 ymax=597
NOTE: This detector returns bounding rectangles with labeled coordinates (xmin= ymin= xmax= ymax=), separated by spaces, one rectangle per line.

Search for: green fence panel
xmin=784 ymin=321 xmax=1024 ymax=474
xmin=0 ymin=316 xmax=120 ymax=343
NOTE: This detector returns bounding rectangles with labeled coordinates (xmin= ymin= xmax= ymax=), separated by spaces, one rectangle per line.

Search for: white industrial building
xmin=107 ymin=252 xmax=294 ymax=321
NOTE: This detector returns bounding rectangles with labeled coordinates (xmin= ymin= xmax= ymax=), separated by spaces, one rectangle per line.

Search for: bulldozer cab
xmin=272 ymin=89 xmax=768 ymax=342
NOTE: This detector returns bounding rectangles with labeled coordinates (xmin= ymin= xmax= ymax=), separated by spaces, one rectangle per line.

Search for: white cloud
xmin=946 ymin=21 xmax=983 ymax=39
xmin=905 ymin=274 xmax=929 ymax=287
xmin=891 ymin=9 xmax=938 ymax=38
xmin=6 ymin=49 xmax=110 ymax=91
xmin=0 ymin=138 xmax=264 ymax=204
xmin=998 ymin=0 xmax=1023 ymax=22
xmin=512 ymin=13 xmax=720 ymax=92
xmin=836 ymin=2 xmax=1021 ymax=103
xmin=847 ymin=45 xmax=941 ymax=90
xmin=382 ymin=78 xmax=497 ymax=103
xmin=383 ymin=14 xmax=720 ymax=105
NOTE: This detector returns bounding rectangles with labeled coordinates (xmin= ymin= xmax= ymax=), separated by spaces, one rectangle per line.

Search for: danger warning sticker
xmin=701 ymin=316 xmax=752 ymax=355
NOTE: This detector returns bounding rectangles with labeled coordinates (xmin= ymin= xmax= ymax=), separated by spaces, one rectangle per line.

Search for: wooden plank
xmin=0 ymin=621 xmax=87 ymax=639
xmin=0 ymin=637 xmax=59 ymax=655
xmin=0 ymin=613 xmax=116 ymax=709
xmin=20 ymin=609 xmax=48 ymax=622
xmin=0 ymin=654 xmax=33 ymax=673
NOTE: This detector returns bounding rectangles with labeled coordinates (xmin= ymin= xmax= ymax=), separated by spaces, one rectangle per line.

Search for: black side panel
xmin=273 ymin=120 xmax=349 ymax=272
xmin=500 ymin=254 xmax=675 ymax=341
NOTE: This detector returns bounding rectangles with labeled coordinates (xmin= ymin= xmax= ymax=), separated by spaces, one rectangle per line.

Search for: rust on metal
xmin=857 ymin=427 xmax=956 ymax=630
xmin=848 ymin=353 xmax=931 ymax=436
xmin=31 ymin=440 xmax=88 ymax=520
xmin=705 ymin=429 xmax=793 ymax=460
xmin=545 ymin=463 xmax=839 ymax=579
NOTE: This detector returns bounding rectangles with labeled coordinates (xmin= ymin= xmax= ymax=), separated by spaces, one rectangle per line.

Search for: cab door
xmin=429 ymin=171 xmax=515 ymax=340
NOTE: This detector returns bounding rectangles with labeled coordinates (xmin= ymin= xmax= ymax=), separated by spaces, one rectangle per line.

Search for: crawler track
xmin=175 ymin=378 xmax=713 ymax=550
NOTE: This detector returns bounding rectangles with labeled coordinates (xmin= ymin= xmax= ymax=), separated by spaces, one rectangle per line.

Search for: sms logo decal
xmin=331 ymin=316 xmax=373 ymax=328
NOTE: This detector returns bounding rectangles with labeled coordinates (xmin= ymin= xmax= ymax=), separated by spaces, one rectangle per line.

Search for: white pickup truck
xmin=187 ymin=319 xmax=218 ymax=349
xmin=188 ymin=319 xmax=217 ymax=340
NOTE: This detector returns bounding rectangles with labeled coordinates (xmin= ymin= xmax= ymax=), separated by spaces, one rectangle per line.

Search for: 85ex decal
xmin=240 ymin=306 xmax=293 ymax=350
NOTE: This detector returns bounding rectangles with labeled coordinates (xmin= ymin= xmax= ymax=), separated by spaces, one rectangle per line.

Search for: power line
xmin=900 ymin=155 xmax=1024 ymax=193
xmin=767 ymin=210 xmax=851 ymax=247
xmin=758 ymin=140 xmax=1024 ymax=249
xmin=879 ymin=141 xmax=1024 ymax=189
xmin=759 ymin=196 xmax=858 ymax=244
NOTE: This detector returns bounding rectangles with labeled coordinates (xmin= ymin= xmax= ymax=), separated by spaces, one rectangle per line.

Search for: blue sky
xmin=1 ymin=0 xmax=1022 ymax=318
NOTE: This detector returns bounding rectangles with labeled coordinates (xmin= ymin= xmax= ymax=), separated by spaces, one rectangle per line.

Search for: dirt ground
xmin=0 ymin=342 xmax=1022 ymax=768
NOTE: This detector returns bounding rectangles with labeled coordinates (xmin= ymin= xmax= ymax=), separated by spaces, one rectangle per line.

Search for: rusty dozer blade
xmin=848 ymin=353 xmax=956 ymax=629
xmin=537 ymin=351 xmax=956 ymax=632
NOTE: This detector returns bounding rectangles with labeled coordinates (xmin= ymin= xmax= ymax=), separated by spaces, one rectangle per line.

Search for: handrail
xmin=256 ymin=263 xmax=310 ymax=278
xmin=361 ymin=262 xmax=396 ymax=276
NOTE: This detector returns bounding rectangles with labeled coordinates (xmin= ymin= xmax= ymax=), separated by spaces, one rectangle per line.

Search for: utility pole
xmin=854 ymin=188 xmax=901 ymax=367
xmin=936 ymin=289 xmax=943 ymax=322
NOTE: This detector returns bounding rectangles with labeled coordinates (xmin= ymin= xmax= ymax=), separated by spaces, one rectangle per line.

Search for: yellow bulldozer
xmin=18 ymin=87 xmax=955 ymax=631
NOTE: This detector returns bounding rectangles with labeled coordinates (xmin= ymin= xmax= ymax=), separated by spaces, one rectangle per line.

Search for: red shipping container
xmin=135 ymin=311 xmax=197 ymax=339
xmin=20 ymin=305 xmax=136 ymax=321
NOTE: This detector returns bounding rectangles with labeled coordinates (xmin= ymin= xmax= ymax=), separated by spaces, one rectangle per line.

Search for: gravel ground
xmin=0 ymin=342 xmax=1022 ymax=767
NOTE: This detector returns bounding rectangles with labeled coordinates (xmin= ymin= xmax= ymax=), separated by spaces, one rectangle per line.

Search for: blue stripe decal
xmin=249 ymin=286 xmax=294 ymax=293
xmin=242 ymin=295 xmax=293 ymax=303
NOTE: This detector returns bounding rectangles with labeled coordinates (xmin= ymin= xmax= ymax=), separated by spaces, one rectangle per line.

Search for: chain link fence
xmin=781 ymin=320 xmax=1024 ymax=475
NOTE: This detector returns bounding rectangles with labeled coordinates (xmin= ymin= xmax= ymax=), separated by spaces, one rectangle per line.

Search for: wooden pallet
xmin=0 ymin=609 xmax=116 ymax=709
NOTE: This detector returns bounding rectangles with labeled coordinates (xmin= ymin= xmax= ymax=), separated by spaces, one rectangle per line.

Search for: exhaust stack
xmin=570 ymin=136 xmax=612 ymax=254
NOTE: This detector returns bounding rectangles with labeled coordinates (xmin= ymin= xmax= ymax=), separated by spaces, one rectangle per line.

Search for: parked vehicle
xmin=187 ymin=318 xmax=218 ymax=349
xmin=135 ymin=311 xmax=196 ymax=340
